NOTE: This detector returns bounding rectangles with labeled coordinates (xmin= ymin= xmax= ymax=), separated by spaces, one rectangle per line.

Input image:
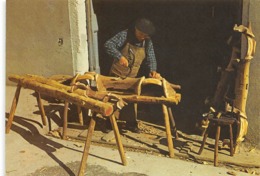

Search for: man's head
xmin=135 ymin=18 xmax=155 ymax=41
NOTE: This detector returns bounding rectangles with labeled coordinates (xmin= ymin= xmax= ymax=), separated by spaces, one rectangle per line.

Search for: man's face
xmin=135 ymin=28 xmax=150 ymax=42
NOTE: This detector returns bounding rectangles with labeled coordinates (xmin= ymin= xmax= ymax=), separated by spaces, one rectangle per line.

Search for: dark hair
xmin=135 ymin=18 xmax=155 ymax=35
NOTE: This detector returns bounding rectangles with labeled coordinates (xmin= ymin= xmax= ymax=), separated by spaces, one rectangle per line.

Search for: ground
xmin=5 ymin=85 xmax=260 ymax=176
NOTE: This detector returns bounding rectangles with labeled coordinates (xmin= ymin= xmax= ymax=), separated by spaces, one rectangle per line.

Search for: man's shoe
xmin=103 ymin=128 xmax=112 ymax=133
xmin=103 ymin=119 xmax=112 ymax=133
xmin=128 ymin=126 xmax=141 ymax=134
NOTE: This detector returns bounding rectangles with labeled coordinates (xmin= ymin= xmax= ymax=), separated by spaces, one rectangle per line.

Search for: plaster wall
xmin=6 ymin=0 xmax=89 ymax=85
xmin=244 ymin=0 xmax=260 ymax=147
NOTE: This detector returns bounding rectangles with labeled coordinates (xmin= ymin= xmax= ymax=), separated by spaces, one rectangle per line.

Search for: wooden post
xmin=168 ymin=107 xmax=178 ymax=139
xmin=78 ymin=114 xmax=97 ymax=176
xmin=77 ymin=106 xmax=84 ymax=125
xmin=229 ymin=124 xmax=234 ymax=156
xmin=110 ymin=113 xmax=127 ymax=165
xmin=214 ymin=125 xmax=221 ymax=166
xmin=63 ymin=102 xmax=69 ymax=140
xmin=162 ymin=104 xmax=174 ymax=158
xmin=198 ymin=126 xmax=210 ymax=155
xmin=6 ymin=85 xmax=22 ymax=134
xmin=35 ymin=91 xmax=47 ymax=126
xmin=162 ymin=78 xmax=179 ymax=139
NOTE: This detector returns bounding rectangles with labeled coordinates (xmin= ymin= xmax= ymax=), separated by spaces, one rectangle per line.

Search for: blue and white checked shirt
xmin=104 ymin=30 xmax=157 ymax=72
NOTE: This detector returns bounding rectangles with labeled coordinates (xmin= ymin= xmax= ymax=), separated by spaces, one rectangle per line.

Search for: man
xmin=104 ymin=18 xmax=160 ymax=79
xmin=104 ymin=18 xmax=160 ymax=133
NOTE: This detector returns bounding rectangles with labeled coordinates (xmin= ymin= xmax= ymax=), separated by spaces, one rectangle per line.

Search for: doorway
xmin=93 ymin=0 xmax=242 ymax=134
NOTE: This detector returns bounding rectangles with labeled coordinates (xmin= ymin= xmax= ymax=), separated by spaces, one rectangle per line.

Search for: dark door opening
xmin=93 ymin=0 xmax=242 ymax=134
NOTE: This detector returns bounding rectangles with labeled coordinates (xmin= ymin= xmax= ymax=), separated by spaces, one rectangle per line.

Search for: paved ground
xmin=5 ymin=85 xmax=260 ymax=176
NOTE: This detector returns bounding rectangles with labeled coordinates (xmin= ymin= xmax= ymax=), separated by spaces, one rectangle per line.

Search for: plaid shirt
xmin=104 ymin=30 xmax=157 ymax=72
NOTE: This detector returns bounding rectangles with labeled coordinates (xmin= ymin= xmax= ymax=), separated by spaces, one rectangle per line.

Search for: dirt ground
xmin=5 ymin=85 xmax=260 ymax=175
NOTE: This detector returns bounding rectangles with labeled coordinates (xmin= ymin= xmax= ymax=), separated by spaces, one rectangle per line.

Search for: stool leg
xmin=77 ymin=106 xmax=84 ymax=125
xmin=229 ymin=124 xmax=234 ymax=156
xmin=78 ymin=114 xmax=96 ymax=176
xmin=35 ymin=91 xmax=47 ymax=126
xmin=6 ymin=85 xmax=22 ymax=134
xmin=62 ymin=101 xmax=69 ymax=139
xmin=214 ymin=125 xmax=221 ymax=166
xmin=198 ymin=126 xmax=210 ymax=155
xmin=168 ymin=107 xmax=178 ymax=139
xmin=110 ymin=113 xmax=127 ymax=166
xmin=162 ymin=104 xmax=174 ymax=158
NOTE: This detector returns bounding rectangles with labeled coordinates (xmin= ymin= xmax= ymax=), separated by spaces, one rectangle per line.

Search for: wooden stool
xmin=198 ymin=116 xmax=237 ymax=166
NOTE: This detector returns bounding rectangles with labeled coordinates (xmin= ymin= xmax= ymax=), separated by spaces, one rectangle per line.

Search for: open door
xmin=85 ymin=0 xmax=100 ymax=73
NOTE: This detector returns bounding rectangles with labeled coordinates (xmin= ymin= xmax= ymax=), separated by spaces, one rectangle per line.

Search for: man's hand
xmin=119 ymin=56 xmax=129 ymax=67
xmin=149 ymin=71 xmax=161 ymax=79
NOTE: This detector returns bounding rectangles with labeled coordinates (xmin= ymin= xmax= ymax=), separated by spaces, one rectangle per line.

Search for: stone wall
xmin=244 ymin=0 xmax=260 ymax=147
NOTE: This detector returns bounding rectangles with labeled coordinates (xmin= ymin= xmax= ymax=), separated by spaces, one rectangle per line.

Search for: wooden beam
xmin=9 ymin=74 xmax=114 ymax=117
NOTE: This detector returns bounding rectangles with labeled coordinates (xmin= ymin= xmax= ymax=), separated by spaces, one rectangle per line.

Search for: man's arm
xmin=146 ymin=39 xmax=157 ymax=72
xmin=104 ymin=30 xmax=128 ymax=60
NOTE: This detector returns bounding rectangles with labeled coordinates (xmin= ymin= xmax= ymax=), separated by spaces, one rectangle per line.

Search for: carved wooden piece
xmin=96 ymin=74 xmax=145 ymax=92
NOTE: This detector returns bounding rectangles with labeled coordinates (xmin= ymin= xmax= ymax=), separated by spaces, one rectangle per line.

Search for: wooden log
xmin=49 ymin=72 xmax=96 ymax=83
xmin=9 ymin=74 xmax=180 ymax=115
xmin=6 ymin=85 xmax=22 ymax=134
xmin=119 ymin=94 xmax=180 ymax=105
xmin=8 ymin=74 xmax=114 ymax=117
xmin=45 ymin=74 xmax=182 ymax=105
